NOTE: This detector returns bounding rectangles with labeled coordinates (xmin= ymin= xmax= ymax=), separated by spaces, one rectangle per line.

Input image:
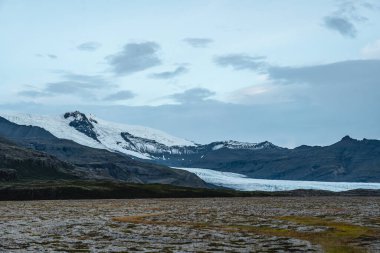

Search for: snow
xmin=0 ymin=111 xmax=194 ymax=159
xmin=177 ymin=167 xmax=380 ymax=192
xmin=212 ymin=144 xmax=224 ymax=150
xmin=92 ymin=117 xmax=195 ymax=147
xmin=1 ymin=113 xmax=105 ymax=149
xmin=211 ymin=140 xmax=276 ymax=151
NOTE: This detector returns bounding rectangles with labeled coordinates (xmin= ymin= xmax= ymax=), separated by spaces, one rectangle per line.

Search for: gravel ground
xmin=1 ymin=197 xmax=380 ymax=252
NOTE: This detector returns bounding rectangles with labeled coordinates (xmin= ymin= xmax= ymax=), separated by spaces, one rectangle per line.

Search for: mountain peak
xmin=210 ymin=140 xmax=278 ymax=151
xmin=64 ymin=111 xmax=85 ymax=120
xmin=64 ymin=111 xmax=98 ymax=124
xmin=63 ymin=111 xmax=99 ymax=142
xmin=341 ymin=135 xmax=356 ymax=142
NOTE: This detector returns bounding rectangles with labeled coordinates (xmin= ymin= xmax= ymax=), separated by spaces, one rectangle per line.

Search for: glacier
xmin=0 ymin=111 xmax=195 ymax=159
xmin=177 ymin=167 xmax=380 ymax=192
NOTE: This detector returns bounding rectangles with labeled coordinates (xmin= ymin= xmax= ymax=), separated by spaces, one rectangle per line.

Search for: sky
xmin=0 ymin=0 xmax=380 ymax=147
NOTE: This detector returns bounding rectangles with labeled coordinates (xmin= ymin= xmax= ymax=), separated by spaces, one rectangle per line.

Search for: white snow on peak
xmin=1 ymin=112 xmax=105 ymax=149
xmin=92 ymin=116 xmax=195 ymax=147
xmin=212 ymin=140 xmax=274 ymax=150
xmin=177 ymin=167 xmax=380 ymax=192
xmin=0 ymin=111 xmax=195 ymax=159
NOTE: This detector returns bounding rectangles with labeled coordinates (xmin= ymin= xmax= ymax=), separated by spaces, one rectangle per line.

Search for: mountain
xmin=168 ymin=135 xmax=380 ymax=183
xmin=0 ymin=111 xmax=278 ymax=159
xmin=1 ymin=111 xmax=380 ymax=183
xmin=0 ymin=116 xmax=208 ymax=188
xmin=1 ymin=111 xmax=196 ymax=159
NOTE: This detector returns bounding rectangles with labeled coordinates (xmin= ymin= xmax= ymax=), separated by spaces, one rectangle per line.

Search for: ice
xmin=177 ymin=167 xmax=380 ymax=192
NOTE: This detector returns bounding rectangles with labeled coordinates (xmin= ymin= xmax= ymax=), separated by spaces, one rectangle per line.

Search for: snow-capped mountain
xmin=2 ymin=110 xmax=379 ymax=184
xmin=0 ymin=111 xmax=277 ymax=160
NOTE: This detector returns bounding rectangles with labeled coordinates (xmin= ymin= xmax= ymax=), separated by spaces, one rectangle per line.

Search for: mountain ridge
xmin=1 ymin=110 xmax=379 ymax=183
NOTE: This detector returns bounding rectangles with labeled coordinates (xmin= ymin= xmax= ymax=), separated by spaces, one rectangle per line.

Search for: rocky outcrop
xmin=0 ymin=169 xmax=17 ymax=181
xmin=64 ymin=111 xmax=99 ymax=142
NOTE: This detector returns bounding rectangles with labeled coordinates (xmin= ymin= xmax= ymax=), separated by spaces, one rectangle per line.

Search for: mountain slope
xmin=0 ymin=136 xmax=80 ymax=180
xmin=0 ymin=116 xmax=208 ymax=188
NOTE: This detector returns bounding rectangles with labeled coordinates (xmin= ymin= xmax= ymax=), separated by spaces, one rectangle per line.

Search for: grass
xmin=222 ymin=216 xmax=379 ymax=253
xmin=110 ymin=209 xmax=378 ymax=252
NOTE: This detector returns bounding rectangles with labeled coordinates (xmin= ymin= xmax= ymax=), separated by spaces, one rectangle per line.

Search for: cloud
xmin=183 ymin=38 xmax=213 ymax=48
xmin=18 ymin=90 xmax=50 ymax=98
xmin=18 ymin=73 xmax=113 ymax=98
xmin=45 ymin=81 xmax=102 ymax=95
xmin=106 ymin=42 xmax=161 ymax=75
xmin=323 ymin=16 xmax=357 ymax=38
xmin=268 ymin=59 xmax=380 ymax=86
xmin=361 ymin=39 xmax=380 ymax=59
xmin=169 ymin=88 xmax=215 ymax=104
xmin=47 ymin=54 xmax=57 ymax=59
xmin=77 ymin=41 xmax=101 ymax=51
xmin=227 ymin=59 xmax=380 ymax=113
xmin=61 ymin=73 xmax=109 ymax=86
xmin=35 ymin=54 xmax=58 ymax=59
xmin=103 ymin=90 xmax=135 ymax=101
xmin=214 ymin=54 xmax=267 ymax=71
xmin=148 ymin=66 xmax=188 ymax=79
xmin=322 ymin=0 xmax=378 ymax=38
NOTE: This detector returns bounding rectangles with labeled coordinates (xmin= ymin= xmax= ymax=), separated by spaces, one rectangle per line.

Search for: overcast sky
xmin=1 ymin=0 xmax=380 ymax=147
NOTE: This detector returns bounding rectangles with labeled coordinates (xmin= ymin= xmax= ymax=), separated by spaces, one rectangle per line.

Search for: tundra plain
xmin=1 ymin=197 xmax=380 ymax=252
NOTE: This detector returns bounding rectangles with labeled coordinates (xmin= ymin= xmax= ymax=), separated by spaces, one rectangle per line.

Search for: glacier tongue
xmin=177 ymin=167 xmax=380 ymax=192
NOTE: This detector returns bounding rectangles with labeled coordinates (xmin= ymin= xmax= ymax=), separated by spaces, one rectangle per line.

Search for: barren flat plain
xmin=1 ymin=197 xmax=380 ymax=252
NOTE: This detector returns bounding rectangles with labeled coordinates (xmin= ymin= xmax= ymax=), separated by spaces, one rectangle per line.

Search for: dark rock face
xmin=64 ymin=111 xmax=99 ymax=142
xmin=23 ymin=137 xmax=207 ymax=188
xmin=0 ymin=117 xmax=55 ymax=140
xmin=0 ymin=137 xmax=79 ymax=180
xmin=0 ymin=169 xmax=17 ymax=181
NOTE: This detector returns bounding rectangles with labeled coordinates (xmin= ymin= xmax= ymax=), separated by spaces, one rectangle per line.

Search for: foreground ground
xmin=1 ymin=197 xmax=380 ymax=252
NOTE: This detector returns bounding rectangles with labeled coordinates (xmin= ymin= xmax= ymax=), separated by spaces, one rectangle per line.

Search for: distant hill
xmin=161 ymin=136 xmax=380 ymax=183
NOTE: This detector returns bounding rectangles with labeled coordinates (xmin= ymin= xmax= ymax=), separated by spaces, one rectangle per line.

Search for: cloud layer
xmin=323 ymin=16 xmax=357 ymax=38
xmin=106 ymin=42 xmax=161 ymax=75
xmin=268 ymin=59 xmax=380 ymax=86
xmin=183 ymin=38 xmax=213 ymax=48
xmin=169 ymin=88 xmax=215 ymax=104
xmin=322 ymin=0 xmax=377 ymax=38
xmin=149 ymin=66 xmax=188 ymax=79
xmin=214 ymin=54 xmax=266 ymax=71
xmin=18 ymin=73 xmax=112 ymax=98
xmin=77 ymin=41 xmax=101 ymax=51
xmin=104 ymin=90 xmax=135 ymax=101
